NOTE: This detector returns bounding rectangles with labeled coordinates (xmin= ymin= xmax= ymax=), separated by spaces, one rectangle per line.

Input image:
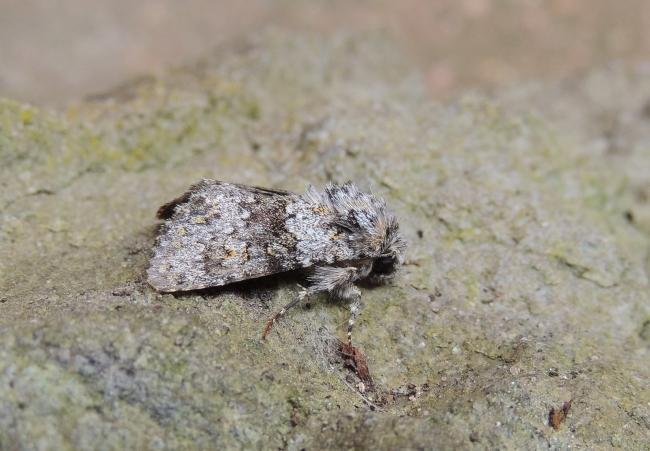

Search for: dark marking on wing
xmin=157 ymin=180 xmax=210 ymax=219
xmin=242 ymin=185 xmax=292 ymax=197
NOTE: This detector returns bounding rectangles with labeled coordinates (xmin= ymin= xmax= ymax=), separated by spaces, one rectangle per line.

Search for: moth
xmin=147 ymin=180 xmax=405 ymax=343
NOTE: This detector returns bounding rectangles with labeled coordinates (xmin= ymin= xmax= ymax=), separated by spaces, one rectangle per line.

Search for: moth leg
xmin=366 ymin=273 xmax=394 ymax=286
xmin=345 ymin=288 xmax=362 ymax=346
xmin=262 ymin=286 xmax=308 ymax=340
xmin=309 ymin=265 xmax=369 ymax=345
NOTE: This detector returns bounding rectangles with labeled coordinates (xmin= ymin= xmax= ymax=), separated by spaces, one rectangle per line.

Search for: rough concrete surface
xmin=0 ymin=31 xmax=648 ymax=449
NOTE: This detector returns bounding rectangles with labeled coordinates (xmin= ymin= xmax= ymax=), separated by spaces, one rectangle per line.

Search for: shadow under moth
xmin=147 ymin=180 xmax=405 ymax=343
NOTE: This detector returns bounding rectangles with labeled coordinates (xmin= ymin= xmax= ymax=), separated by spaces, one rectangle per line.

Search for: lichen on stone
xmin=0 ymin=30 xmax=648 ymax=449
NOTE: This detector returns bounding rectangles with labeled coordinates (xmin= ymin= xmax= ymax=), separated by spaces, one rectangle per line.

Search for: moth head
xmin=370 ymin=214 xmax=406 ymax=278
xmin=323 ymin=181 xmax=406 ymax=277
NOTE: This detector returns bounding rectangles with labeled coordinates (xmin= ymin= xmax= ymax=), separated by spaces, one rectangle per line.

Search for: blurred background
xmin=2 ymin=0 xmax=650 ymax=107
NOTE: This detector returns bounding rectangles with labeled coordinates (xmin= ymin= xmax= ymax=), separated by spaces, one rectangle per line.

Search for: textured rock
xmin=0 ymin=31 xmax=648 ymax=449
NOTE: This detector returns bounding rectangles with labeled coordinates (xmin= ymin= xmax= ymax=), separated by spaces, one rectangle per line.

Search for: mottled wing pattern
xmin=147 ymin=180 xmax=356 ymax=292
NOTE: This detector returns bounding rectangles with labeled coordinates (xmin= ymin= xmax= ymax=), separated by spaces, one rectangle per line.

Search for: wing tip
xmin=146 ymin=267 xmax=173 ymax=292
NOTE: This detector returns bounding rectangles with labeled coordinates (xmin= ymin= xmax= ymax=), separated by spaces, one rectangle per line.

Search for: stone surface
xmin=0 ymin=31 xmax=648 ymax=449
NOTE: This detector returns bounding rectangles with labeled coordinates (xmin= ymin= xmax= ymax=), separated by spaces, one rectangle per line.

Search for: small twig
xmin=335 ymin=369 xmax=383 ymax=411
